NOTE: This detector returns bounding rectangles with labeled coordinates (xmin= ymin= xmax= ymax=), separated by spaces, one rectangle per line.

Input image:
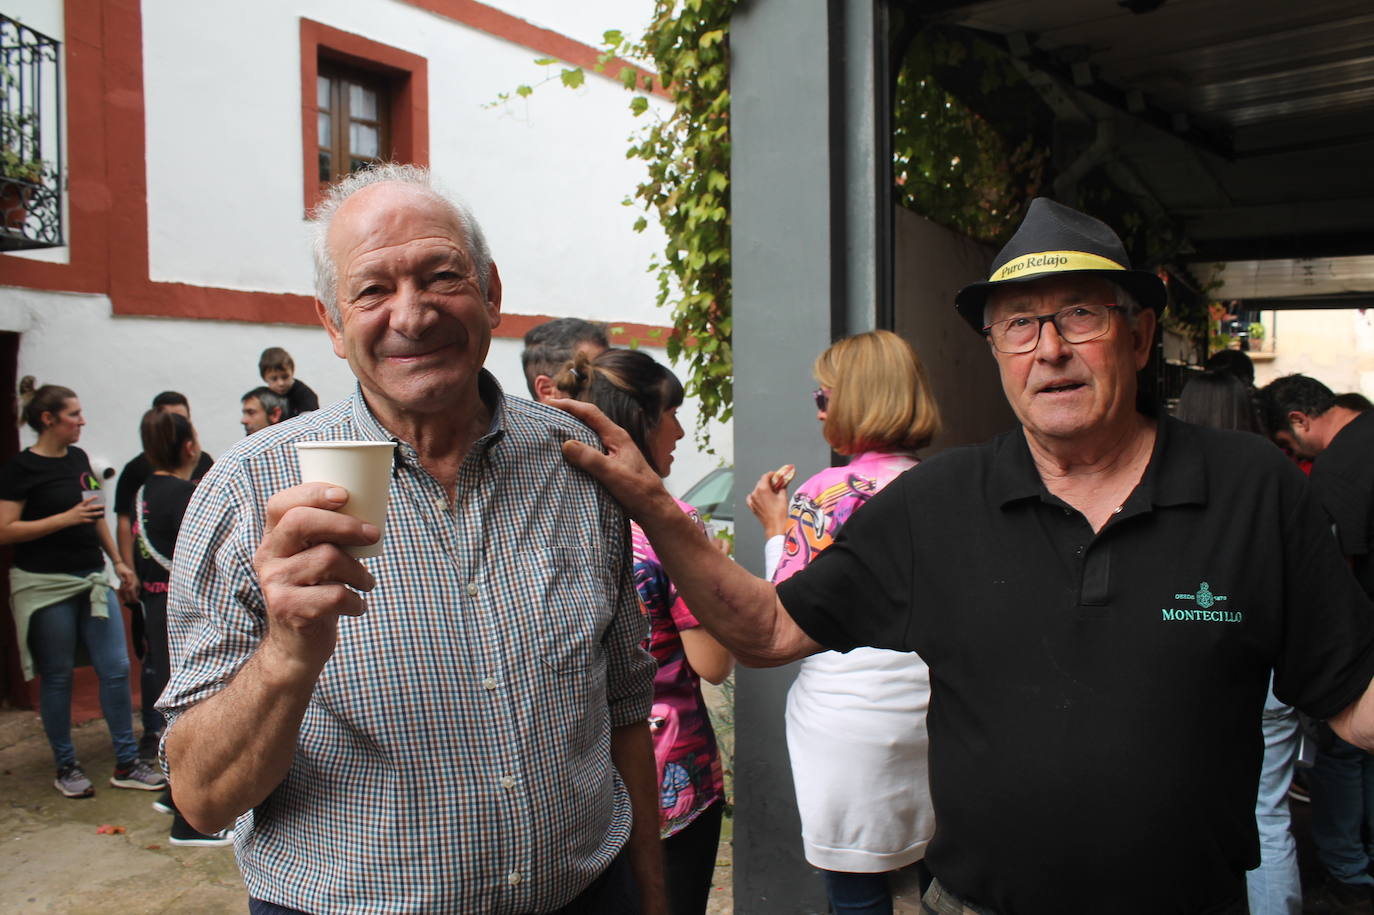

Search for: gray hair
xmin=308 ymin=163 xmax=493 ymax=325
xmin=242 ymin=386 xmax=288 ymax=420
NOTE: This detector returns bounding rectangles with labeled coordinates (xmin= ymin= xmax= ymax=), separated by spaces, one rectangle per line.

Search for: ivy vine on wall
xmin=495 ymin=0 xmax=737 ymax=440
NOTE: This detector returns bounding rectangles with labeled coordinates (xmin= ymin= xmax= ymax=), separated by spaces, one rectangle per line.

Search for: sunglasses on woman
xmin=813 ymin=388 xmax=829 ymax=411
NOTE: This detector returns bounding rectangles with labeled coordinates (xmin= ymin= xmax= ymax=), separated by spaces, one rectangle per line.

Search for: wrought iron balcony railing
xmin=2 ymin=14 xmax=62 ymax=251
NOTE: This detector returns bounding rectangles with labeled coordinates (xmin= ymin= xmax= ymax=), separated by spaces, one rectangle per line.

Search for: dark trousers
xmin=663 ymin=800 xmax=724 ymax=915
xmin=920 ymin=877 xmax=1249 ymax=915
xmin=138 ymin=594 xmax=170 ymax=735
xmin=248 ymin=844 xmax=640 ymax=915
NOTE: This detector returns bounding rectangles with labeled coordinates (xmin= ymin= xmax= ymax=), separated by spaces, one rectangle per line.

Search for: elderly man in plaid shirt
xmin=158 ymin=165 xmax=664 ymax=915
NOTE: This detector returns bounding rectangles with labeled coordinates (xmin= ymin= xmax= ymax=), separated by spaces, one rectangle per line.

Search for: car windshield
xmin=682 ymin=467 xmax=734 ymax=522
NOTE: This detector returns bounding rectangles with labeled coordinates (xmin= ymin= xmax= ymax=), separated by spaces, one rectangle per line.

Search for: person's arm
xmin=95 ymin=514 xmax=137 ymax=596
xmin=1330 ymin=685 xmax=1374 ymax=751
xmin=557 ymin=399 xmax=820 ymax=667
xmin=679 ymin=627 xmax=733 ymax=684
xmin=745 ymin=469 xmax=790 ymax=539
xmin=116 ymin=514 xmax=138 ymax=573
xmin=0 ymin=496 xmax=102 ymax=545
xmin=611 ymin=722 xmax=667 ymax=915
xmin=165 ymin=483 xmax=378 ymax=833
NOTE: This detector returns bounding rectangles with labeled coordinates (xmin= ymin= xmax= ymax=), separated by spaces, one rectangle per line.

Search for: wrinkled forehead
xmin=985 ymin=275 xmax=1115 ymax=322
xmin=328 ymin=183 xmax=470 ymax=265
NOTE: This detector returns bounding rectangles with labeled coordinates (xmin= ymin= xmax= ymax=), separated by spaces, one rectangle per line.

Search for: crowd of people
xmin=4 ymin=167 xmax=1374 ymax=915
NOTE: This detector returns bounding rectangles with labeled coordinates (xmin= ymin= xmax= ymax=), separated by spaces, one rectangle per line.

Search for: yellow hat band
xmin=989 ymin=250 xmax=1126 ymax=283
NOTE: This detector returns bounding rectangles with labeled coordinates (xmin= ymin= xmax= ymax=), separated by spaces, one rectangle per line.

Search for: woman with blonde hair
xmin=747 ymin=329 xmax=940 ymax=914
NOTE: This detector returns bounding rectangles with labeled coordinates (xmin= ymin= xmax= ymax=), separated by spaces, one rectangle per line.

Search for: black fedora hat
xmin=954 ymin=198 xmax=1167 ymax=333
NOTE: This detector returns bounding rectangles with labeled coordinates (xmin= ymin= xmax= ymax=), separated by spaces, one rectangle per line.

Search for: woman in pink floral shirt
xmin=557 ymin=348 xmax=732 ymax=915
xmin=747 ymin=330 xmax=941 ymax=915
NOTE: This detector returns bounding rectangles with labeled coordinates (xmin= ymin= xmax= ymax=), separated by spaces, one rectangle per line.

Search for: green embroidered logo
xmin=1163 ymin=582 xmax=1241 ymax=623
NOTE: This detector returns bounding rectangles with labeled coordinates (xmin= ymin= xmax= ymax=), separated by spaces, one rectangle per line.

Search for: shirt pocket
xmin=516 ymin=548 xmax=612 ymax=675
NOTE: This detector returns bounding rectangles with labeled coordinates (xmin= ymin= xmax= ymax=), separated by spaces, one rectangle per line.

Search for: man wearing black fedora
xmin=556 ymin=198 xmax=1374 ymax=914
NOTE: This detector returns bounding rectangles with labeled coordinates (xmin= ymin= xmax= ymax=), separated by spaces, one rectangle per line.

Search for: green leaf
xmin=515 ymin=85 xmax=533 ymax=98
xmin=559 ymin=68 xmax=585 ymax=89
xmin=630 ymin=96 xmax=649 ymax=116
xmin=533 ymin=57 xmax=559 ymax=66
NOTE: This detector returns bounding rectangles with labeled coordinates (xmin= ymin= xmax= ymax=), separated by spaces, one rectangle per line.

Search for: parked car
xmin=681 ymin=465 xmax=734 ymax=540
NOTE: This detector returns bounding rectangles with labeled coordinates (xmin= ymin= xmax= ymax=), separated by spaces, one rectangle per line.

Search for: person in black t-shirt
xmin=559 ymin=200 xmax=1374 ymax=914
xmin=113 ymin=390 xmax=214 ymax=757
xmin=259 ymin=346 xmax=319 ymax=419
xmin=1261 ymin=373 xmax=1374 ymax=907
xmin=0 ymin=381 xmax=165 ymax=799
xmin=132 ymin=408 xmax=232 ymax=846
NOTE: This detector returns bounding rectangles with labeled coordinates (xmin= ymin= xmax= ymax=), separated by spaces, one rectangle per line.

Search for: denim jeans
xmin=26 ymin=584 xmax=138 ymax=768
xmin=822 ymin=870 xmax=893 ymax=915
xmin=1246 ymin=679 xmax=1302 ymax=915
xmin=1309 ymin=730 xmax=1374 ymax=886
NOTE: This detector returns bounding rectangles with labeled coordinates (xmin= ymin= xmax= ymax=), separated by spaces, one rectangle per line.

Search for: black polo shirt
xmin=1309 ymin=409 xmax=1374 ymax=598
xmin=777 ymin=416 xmax=1374 ymax=915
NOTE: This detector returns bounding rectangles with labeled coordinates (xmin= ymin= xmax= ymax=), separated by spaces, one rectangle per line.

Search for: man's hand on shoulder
xmin=553 ymin=399 xmax=678 ymax=525
xmin=254 ymin=483 xmax=378 ymax=678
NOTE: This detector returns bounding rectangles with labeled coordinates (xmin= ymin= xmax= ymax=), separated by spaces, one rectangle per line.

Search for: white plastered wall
xmin=0 ymin=0 xmax=731 ymax=508
xmin=1252 ymin=308 xmax=1374 ymax=401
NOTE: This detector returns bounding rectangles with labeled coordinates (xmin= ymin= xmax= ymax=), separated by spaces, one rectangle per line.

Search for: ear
xmin=316 ymin=299 xmax=347 ymax=360
xmin=269 ymin=407 xmax=284 ymax=425
xmin=1131 ymin=307 xmax=1158 ymax=371
xmin=485 ymin=263 xmax=503 ymax=330
xmin=1286 ymin=410 xmax=1311 ymax=432
xmin=533 ymin=375 xmax=558 ymax=404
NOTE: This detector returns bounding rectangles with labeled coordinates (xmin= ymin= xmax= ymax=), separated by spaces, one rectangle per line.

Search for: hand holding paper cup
xmin=294 ymin=442 xmax=396 ymax=558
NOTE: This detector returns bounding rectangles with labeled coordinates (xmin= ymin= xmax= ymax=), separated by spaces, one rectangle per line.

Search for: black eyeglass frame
xmin=812 ymin=388 xmax=829 ymax=411
xmin=981 ymin=303 xmax=1124 ymax=355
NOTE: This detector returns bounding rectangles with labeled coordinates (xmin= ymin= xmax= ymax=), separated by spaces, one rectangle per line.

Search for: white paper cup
xmin=295 ymin=441 xmax=397 ymax=558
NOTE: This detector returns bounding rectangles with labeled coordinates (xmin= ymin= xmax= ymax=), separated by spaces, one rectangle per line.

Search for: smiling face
xmin=986 ymin=276 xmax=1154 ymax=444
xmin=319 ymin=182 xmax=501 ymax=422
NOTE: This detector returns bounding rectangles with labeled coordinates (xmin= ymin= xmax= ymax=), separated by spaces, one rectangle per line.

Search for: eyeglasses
xmin=812 ymin=388 xmax=829 ymax=411
xmin=982 ymin=303 xmax=1122 ymax=354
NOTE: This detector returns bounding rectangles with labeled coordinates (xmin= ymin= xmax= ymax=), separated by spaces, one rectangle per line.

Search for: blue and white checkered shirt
xmin=159 ymin=374 xmax=655 ymax=914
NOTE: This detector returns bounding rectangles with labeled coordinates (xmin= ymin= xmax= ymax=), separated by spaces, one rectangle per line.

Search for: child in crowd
xmin=259 ymin=347 xmax=319 ymax=419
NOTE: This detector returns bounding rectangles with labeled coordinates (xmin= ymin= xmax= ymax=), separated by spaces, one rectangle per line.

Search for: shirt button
xmin=466 ymin=582 xmax=479 ymax=597
xmin=1075 ymin=546 xmax=1085 ymax=557
xmin=435 ymin=497 xmax=447 ymax=511
xmin=508 ymin=871 xmax=523 ymax=886
xmin=1062 ymin=508 xmax=1071 ymax=516
xmin=500 ymin=775 xmax=516 ymax=789
xmin=1113 ymin=505 xmax=1124 ymax=514
xmin=482 ymin=677 xmax=498 ymax=691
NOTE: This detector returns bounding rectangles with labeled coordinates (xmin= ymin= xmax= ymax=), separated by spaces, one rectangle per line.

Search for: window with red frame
xmin=316 ymin=62 xmax=392 ymax=183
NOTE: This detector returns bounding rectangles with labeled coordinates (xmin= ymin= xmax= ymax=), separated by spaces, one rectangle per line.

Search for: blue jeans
xmin=26 ymin=586 xmax=138 ymax=768
xmin=1246 ymin=680 xmax=1302 ymax=915
xmin=1309 ymin=730 xmax=1374 ymax=885
xmin=822 ymin=870 xmax=892 ymax=915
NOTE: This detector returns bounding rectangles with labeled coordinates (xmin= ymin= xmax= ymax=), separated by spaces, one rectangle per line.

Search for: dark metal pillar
xmin=729 ymin=2 xmax=892 ymax=910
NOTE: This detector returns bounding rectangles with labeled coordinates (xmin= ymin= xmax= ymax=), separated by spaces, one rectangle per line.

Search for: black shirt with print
xmin=0 ymin=446 xmax=103 ymax=573
xmin=777 ymin=416 xmax=1374 ymax=915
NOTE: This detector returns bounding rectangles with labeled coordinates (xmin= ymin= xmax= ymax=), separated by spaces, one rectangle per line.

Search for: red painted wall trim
xmin=299 ymin=19 xmax=430 ymax=215
xmin=0 ymin=1 xmax=671 ymax=344
xmin=401 ymin=0 xmax=666 ymax=98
